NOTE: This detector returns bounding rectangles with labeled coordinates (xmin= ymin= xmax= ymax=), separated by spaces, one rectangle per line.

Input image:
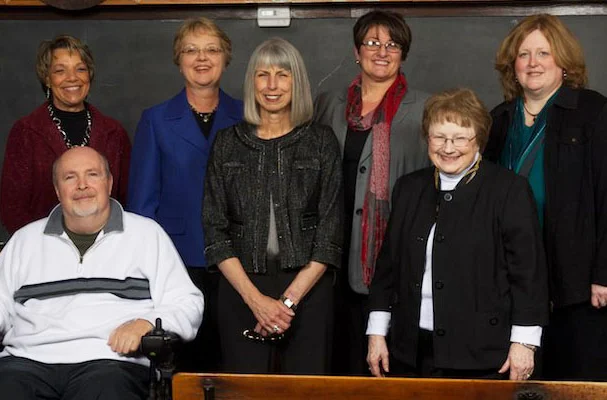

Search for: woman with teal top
xmin=485 ymin=14 xmax=607 ymax=381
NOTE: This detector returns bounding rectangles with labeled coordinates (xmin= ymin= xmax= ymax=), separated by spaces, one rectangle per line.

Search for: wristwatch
xmin=280 ymin=295 xmax=298 ymax=311
xmin=516 ymin=342 xmax=537 ymax=352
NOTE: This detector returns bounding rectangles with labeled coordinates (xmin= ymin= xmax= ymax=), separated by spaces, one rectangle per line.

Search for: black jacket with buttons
xmin=485 ymin=87 xmax=607 ymax=308
xmin=368 ymin=161 xmax=549 ymax=370
xmin=203 ymin=121 xmax=343 ymax=273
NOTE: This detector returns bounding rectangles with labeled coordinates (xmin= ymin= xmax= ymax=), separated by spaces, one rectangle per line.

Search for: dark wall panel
xmin=1 ymin=15 xmax=606 ymax=238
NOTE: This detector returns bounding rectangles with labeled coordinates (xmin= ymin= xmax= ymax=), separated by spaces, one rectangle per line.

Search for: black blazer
xmin=485 ymin=87 xmax=607 ymax=307
xmin=203 ymin=121 xmax=343 ymax=274
xmin=368 ymin=161 xmax=549 ymax=370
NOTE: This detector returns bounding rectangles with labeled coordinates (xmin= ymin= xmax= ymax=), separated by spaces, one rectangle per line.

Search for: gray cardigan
xmin=314 ymin=88 xmax=430 ymax=294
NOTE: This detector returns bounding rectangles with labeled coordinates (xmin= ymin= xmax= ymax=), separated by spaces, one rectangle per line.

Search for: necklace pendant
xmin=190 ymin=103 xmax=216 ymax=124
xmin=523 ymin=102 xmax=539 ymax=122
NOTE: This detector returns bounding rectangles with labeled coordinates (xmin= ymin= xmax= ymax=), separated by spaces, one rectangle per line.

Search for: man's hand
xmin=108 ymin=319 xmax=154 ymax=355
xmin=591 ymin=284 xmax=607 ymax=309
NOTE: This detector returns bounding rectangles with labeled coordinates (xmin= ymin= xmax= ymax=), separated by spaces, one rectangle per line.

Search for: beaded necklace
xmin=47 ymin=103 xmax=92 ymax=148
xmin=189 ymin=103 xmax=216 ymax=123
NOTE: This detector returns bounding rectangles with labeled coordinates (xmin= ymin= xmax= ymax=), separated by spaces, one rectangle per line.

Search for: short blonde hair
xmin=243 ymin=38 xmax=313 ymax=127
xmin=173 ymin=17 xmax=232 ymax=67
xmin=422 ymin=88 xmax=492 ymax=152
xmin=36 ymin=35 xmax=95 ymax=93
xmin=495 ymin=14 xmax=587 ymax=101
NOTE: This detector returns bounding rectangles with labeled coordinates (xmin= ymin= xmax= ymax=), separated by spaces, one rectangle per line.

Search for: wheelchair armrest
xmin=140 ymin=318 xmax=182 ymax=367
xmin=141 ymin=319 xmax=180 ymax=400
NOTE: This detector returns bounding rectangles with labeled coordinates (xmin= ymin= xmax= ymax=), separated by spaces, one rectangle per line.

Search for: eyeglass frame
xmin=361 ymin=40 xmax=402 ymax=53
xmin=180 ymin=45 xmax=224 ymax=58
xmin=242 ymin=329 xmax=285 ymax=343
xmin=428 ymin=134 xmax=477 ymax=148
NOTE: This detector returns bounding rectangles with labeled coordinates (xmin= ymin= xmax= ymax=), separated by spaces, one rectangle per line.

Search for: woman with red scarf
xmin=315 ymin=10 xmax=430 ymax=375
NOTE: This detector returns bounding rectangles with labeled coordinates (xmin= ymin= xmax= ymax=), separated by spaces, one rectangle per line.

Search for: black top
xmin=342 ymin=127 xmax=370 ymax=267
xmin=485 ymin=86 xmax=607 ymax=307
xmin=191 ymin=109 xmax=215 ymax=139
xmin=368 ymin=161 xmax=548 ymax=370
xmin=53 ymin=105 xmax=88 ymax=146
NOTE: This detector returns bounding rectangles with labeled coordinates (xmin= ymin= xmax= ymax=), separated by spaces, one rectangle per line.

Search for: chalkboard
xmin=1 ymin=15 xmax=607 ymax=239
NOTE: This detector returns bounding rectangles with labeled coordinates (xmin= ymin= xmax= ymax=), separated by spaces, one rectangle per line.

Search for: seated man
xmin=0 ymin=147 xmax=204 ymax=400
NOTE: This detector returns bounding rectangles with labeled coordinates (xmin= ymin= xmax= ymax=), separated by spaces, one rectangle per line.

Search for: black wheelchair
xmin=140 ymin=318 xmax=182 ymax=400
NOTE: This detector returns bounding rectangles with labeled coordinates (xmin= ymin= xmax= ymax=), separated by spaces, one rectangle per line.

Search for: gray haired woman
xmin=203 ymin=38 xmax=343 ymax=374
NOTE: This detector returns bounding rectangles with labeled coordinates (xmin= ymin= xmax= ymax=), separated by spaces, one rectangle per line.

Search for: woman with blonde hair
xmin=485 ymin=14 xmax=607 ymax=380
xmin=127 ymin=17 xmax=243 ymax=371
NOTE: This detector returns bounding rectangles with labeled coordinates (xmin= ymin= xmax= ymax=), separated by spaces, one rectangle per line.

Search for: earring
xmin=355 ymin=59 xmax=360 ymax=65
xmin=563 ymin=70 xmax=568 ymax=80
xmin=46 ymin=86 xmax=51 ymax=100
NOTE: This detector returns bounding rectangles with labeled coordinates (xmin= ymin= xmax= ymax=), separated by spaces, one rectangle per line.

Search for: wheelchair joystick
xmin=140 ymin=318 xmax=181 ymax=400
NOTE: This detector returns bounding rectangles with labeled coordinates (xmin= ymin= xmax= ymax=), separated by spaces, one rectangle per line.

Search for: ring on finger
xmin=272 ymin=324 xmax=280 ymax=333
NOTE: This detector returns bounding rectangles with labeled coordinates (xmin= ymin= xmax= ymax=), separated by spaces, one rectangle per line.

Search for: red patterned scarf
xmin=346 ymin=72 xmax=408 ymax=286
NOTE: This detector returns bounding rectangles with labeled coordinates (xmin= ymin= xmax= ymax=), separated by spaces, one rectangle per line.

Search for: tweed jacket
xmin=0 ymin=102 xmax=131 ymax=234
xmin=368 ymin=161 xmax=549 ymax=370
xmin=203 ymin=121 xmax=343 ymax=273
xmin=127 ymin=88 xmax=243 ymax=267
xmin=485 ymin=87 xmax=607 ymax=307
xmin=314 ymin=88 xmax=431 ymax=294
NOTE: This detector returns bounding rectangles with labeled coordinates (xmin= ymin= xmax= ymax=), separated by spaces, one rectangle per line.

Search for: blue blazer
xmin=127 ymin=88 xmax=243 ymax=267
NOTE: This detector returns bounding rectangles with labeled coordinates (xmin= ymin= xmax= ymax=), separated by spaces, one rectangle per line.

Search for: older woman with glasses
xmin=367 ymin=88 xmax=548 ymax=380
xmin=0 ymin=35 xmax=131 ymax=234
xmin=314 ymin=10 xmax=429 ymax=375
xmin=485 ymin=14 xmax=607 ymax=381
xmin=203 ymin=38 xmax=342 ymax=374
xmin=127 ymin=17 xmax=243 ymax=372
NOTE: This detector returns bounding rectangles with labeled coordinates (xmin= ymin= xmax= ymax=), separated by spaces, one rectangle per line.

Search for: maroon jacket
xmin=0 ymin=102 xmax=131 ymax=234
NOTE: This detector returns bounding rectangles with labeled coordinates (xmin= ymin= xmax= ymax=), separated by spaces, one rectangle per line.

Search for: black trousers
xmin=217 ymin=264 xmax=334 ymax=374
xmin=543 ymin=301 xmax=607 ymax=381
xmin=390 ymin=329 xmax=507 ymax=379
xmin=331 ymin=280 xmax=371 ymax=376
xmin=176 ymin=267 xmax=221 ymax=372
xmin=0 ymin=356 xmax=148 ymax=400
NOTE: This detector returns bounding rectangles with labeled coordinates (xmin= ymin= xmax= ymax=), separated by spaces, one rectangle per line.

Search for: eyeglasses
xmin=362 ymin=40 xmax=402 ymax=53
xmin=429 ymin=135 xmax=477 ymax=148
xmin=242 ymin=329 xmax=284 ymax=343
xmin=181 ymin=45 xmax=224 ymax=58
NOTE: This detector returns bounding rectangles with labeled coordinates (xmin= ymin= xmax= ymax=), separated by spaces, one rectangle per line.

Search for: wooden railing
xmin=173 ymin=373 xmax=607 ymax=400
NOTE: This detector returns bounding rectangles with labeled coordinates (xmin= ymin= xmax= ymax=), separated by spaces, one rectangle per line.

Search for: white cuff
xmin=366 ymin=311 xmax=391 ymax=336
xmin=510 ymin=325 xmax=542 ymax=347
